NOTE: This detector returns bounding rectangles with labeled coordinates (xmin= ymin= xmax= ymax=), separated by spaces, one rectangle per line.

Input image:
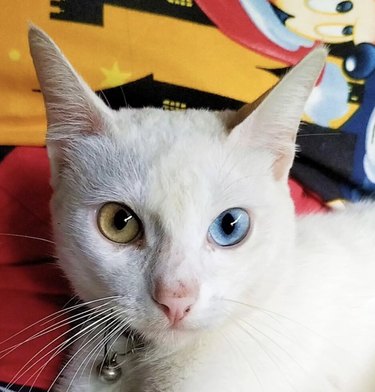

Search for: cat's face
xmin=49 ymin=108 xmax=296 ymax=345
xmin=29 ymin=26 xmax=326 ymax=347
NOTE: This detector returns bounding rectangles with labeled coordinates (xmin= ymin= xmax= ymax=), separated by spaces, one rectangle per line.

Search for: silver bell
xmin=97 ymin=353 xmax=122 ymax=384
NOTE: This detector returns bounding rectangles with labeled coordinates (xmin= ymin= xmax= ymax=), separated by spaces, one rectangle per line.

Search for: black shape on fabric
xmin=0 ymin=381 xmax=46 ymax=392
xmin=0 ymin=146 xmax=15 ymax=162
xmin=97 ymin=74 xmax=244 ymax=111
xmin=297 ymin=123 xmax=356 ymax=180
xmin=50 ymin=0 xmax=212 ymax=26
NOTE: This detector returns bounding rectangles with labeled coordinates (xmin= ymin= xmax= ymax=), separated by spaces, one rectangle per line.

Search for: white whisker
xmin=0 ymin=297 xmax=119 ymax=357
xmin=238 ymin=317 xmax=305 ymax=373
xmin=49 ymin=315 xmax=123 ymax=392
xmin=82 ymin=313 xmax=129 ymax=388
xmin=5 ymin=304 xmax=117 ymax=390
xmin=222 ymin=327 xmax=265 ymax=392
xmin=0 ymin=232 xmax=55 ymax=244
xmin=0 ymin=296 xmax=119 ymax=349
xmin=233 ymin=317 xmax=298 ymax=391
xmin=223 ymin=298 xmax=329 ymax=343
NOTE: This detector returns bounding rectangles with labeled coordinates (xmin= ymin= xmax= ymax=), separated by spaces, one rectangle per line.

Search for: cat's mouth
xmin=131 ymin=316 xmax=202 ymax=348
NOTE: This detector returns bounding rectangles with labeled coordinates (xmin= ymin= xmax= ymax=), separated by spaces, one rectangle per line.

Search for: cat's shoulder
xmin=296 ymin=200 xmax=375 ymax=250
xmin=298 ymin=200 xmax=375 ymax=224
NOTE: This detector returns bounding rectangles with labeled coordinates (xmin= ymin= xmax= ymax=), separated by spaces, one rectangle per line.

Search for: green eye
xmin=97 ymin=203 xmax=142 ymax=244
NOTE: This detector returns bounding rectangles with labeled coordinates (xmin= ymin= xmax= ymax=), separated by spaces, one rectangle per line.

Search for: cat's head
xmin=29 ymin=26 xmax=326 ymax=348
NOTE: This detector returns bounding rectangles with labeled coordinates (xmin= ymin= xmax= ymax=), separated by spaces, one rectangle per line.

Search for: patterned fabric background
xmin=0 ymin=1 xmax=374 ymax=390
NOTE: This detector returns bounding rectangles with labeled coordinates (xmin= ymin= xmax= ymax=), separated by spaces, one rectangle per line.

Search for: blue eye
xmin=208 ymin=208 xmax=251 ymax=247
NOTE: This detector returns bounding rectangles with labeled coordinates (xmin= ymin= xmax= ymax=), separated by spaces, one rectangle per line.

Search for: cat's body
xmin=56 ymin=202 xmax=375 ymax=392
xmin=28 ymin=27 xmax=375 ymax=392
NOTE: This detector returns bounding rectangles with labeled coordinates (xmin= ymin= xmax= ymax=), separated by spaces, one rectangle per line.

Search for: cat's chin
xmin=138 ymin=322 xmax=207 ymax=350
xmin=153 ymin=330 xmax=200 ymax=351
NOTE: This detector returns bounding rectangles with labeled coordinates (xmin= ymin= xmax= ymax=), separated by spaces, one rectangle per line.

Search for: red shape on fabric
xmin=288 ymin=178 xmax=327 ymax=214
xmin=0 ymin=147 xmax=71 ymax=390
xmin=0 ymin=147 xmax=53 ymax=265
xmin=0 ymin=147 xmax=325 ymax=390
xmin=195 ymin=0 xmax=319 ymax=64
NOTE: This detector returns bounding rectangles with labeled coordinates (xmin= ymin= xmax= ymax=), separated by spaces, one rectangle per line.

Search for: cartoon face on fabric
xmin=238 ymin=0 xmax=375 ymax=79
xmin=268 ymin=0 xmax=375 ymax=79
xmin=236 ymin=0 xmax=375 ymax=127
xmin=271 ymin=1 xmax=372 ymax=44
xmin=196 ymin=0 xmax=375 ymax=128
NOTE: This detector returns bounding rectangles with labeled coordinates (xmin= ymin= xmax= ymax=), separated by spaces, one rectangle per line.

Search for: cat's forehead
xmin=108 ymin=109 xmax=263 ymax=238
xmin=64 ymin=108 xmax=270 ymax=224
xmin=111 ymin=109 xmax=234 ymax=186
xmin=113 ymin=108 xmax=228 ymax=148
xmin=65 ymin=109 xmax=225 ymax=194
xmin=112 ymin=108 xmax=232 ymax=199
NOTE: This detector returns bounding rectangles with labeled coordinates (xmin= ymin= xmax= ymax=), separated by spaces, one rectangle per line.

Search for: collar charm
xmin=97 ymin=352 xmax=122 ymax=384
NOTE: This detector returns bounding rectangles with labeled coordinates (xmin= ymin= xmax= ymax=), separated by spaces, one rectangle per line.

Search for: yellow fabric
xmin=0 ymin=2 xmax=282 ymax=146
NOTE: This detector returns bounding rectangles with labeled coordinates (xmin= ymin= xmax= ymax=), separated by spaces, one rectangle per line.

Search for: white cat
xmin=28 ymin=26 xmax=375 ymax=392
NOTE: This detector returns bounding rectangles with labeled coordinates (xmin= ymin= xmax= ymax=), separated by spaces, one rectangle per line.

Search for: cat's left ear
xmin=28 ymin=24 xmax=112 ymax=142
xmin=28 ymin=25 xmax=113 ymax=187
xmin=229 ymin=48 xmax=327 ymax=182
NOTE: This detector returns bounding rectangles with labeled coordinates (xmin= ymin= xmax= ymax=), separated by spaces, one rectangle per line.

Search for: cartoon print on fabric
xmin=303 ymin=59 xmax=350 ymax=127
xmin=270 ymin=0 xmax=375 ymax=80
xmin=196 ymin=0 xmax=375 ymax=81
xmin=239 ymin=0 xmax=315 ymax=51
xmin=197 ymin=0 xmax=375 ymax=77
xmin=341 ymin=70 xmax=375 ymax=198
xmin=195 ymin=0 xmax=368 ymax=125
xmin=49 ymin=0 xmax=212 ymax=27
xmin=195 ymin=0 xmax=375 ymax=202
xmin=266 ymin=0 xmax=375 ymax=194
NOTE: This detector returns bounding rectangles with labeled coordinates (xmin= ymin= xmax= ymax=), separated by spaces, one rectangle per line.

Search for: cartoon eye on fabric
xmin=208 ymin=208 xmax=251 ymax=247
xmin=344 ymin=43 xmax=375 ymax=80
xmin=308 ymin=0 xmax=353 ymax=14
xmin=315 ymin=24 xmax=353 ymax=38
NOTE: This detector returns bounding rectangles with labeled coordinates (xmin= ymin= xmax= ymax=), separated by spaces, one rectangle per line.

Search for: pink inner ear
xmin=272 ymin=145 xmax=295 ymax=182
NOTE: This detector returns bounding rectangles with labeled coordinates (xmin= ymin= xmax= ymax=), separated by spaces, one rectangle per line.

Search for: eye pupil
xmin=336 ymin=1 xmax=353 ymax=13
xmin=221 ymin=213 xmax=235 ymax=235
xmin=97 ymin=202 xmax=142 ymax=244
xmin=208 ymin=208 xmax=250 ymax=247
xmin=113 ymin=209 xmax=129 ymax=230
xmin=342 ymin=25 xmax=353 ymax=36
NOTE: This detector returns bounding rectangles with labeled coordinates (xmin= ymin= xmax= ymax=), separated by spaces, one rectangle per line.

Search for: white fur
xmin=28 ymin=26 xmax=375 ymax=392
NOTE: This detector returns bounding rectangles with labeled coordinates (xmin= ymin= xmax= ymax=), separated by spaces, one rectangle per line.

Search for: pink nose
xmin=153 ymin=282 xmax=197 ymax=325
xmin=155 ymin=296 xmax=195 ymax=324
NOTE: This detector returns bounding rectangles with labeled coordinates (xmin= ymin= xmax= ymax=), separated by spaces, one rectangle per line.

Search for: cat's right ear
xmin=228 ymin=48 xmax=327 ymax=183
xmin=28 ymin=25 xmax=112 ymax=185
